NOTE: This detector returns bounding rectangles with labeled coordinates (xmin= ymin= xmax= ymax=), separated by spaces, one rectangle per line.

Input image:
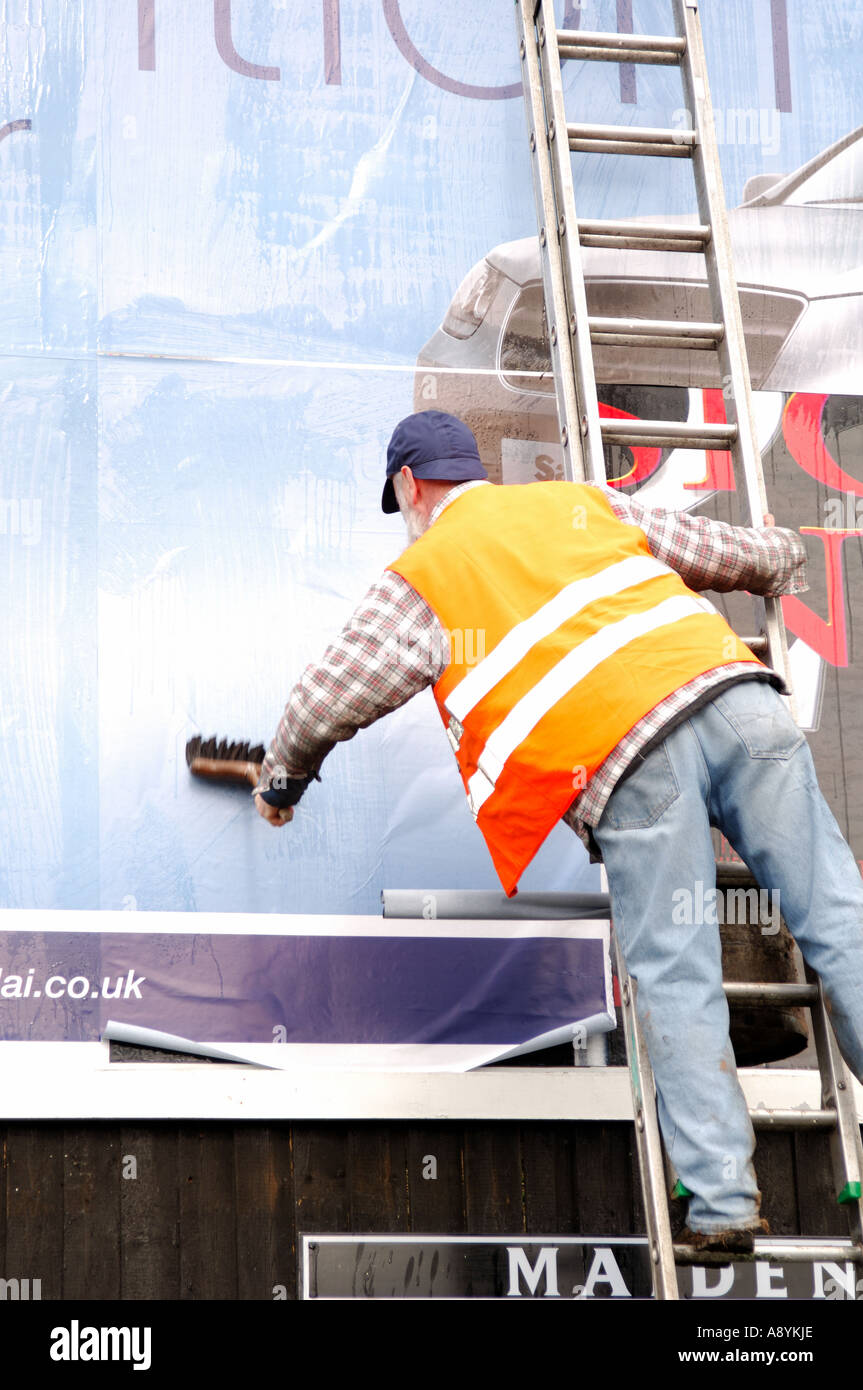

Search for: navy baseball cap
xmin=382 ymin=410 xmax=487 ymax=514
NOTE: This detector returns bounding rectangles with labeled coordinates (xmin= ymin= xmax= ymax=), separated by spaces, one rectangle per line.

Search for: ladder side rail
xmin=674 ymin=0 xmax=793 ymax=695
xmin=516 ymin=0 xmax=585 ymax=483
xmin=613 ymin=933 xmax=680 ymax=1298
xmin=532 ymin=0 xmax=607 ymax=483
xmin=805 ymin=966 xmax=863 ymax=1246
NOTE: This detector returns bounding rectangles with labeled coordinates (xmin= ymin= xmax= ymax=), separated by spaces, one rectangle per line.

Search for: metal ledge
xmin=0 ymin=1046 xmax=860 ymax=1123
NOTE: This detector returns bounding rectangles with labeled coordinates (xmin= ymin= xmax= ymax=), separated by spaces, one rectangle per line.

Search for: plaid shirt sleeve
xmin=586 ymin=481 xmax=809 ymax=596
xmin=254 ymin=570 xmax=444 ymax=795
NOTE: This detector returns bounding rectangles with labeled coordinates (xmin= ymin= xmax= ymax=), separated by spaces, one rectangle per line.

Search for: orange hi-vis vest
xmin=388 ymin=481 xmax=764 ymax=897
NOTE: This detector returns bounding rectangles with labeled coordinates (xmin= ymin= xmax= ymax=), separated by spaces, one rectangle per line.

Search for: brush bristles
xmin=185 ymin=735 xmax=267 ymax=767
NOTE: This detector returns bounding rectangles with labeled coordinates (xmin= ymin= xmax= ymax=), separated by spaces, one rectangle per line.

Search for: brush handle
xmin=189 ymin=757 xmax=262 ymax=788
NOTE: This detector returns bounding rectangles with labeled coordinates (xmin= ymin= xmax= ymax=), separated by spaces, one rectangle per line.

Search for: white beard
xmin=403 ymin=510 xmax=426 ymax=545
xmin=393 ymin=476 xmax=429 ymax=545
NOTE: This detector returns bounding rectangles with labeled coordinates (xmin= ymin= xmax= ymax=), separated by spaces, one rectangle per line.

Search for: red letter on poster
xmin=783 ymin=392 xmax=863 ymax=497
xmin=782 ymin=527 xmax=863 ymax=668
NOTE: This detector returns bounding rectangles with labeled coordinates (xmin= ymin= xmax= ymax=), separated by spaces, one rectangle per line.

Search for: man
xmin=253 ymin=409 xmax=863 ymax=1252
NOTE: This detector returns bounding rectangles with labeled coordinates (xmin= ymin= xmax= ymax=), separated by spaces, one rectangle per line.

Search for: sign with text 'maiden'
xmin=300 ymin=1236 xmax=862 ymax=1300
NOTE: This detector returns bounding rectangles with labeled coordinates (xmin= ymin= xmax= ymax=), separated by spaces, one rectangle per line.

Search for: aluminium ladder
xmin=515 ymin=0 xmax=863 ymax=1299
xmin=514 ymin=0 xmax=788 ymax=682
xmin=618 ymin=932 xmax=863 ymax=1298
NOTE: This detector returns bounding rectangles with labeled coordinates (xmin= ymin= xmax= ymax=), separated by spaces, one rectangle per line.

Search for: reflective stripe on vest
xmin=464 ymin=591 xmax=718 ymax=817
xmin=388 ymin=481 xmax=764 ymax=895
xmin=445 ymin=553 xmax=670 ymax=724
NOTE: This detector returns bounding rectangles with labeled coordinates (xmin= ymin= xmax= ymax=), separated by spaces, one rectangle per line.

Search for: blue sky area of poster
xmin=0 ymin=1 xmax=861 ymax=915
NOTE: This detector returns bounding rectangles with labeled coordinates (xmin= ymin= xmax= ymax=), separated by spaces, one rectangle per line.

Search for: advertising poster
xmin=1 ymin=0 xmax=861 ymax=1059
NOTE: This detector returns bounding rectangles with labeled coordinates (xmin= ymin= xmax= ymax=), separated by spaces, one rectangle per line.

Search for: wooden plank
xmin=573 ymin=1122 xmax=639 ymax=1234
xmin=520 ymin=1122 xmax=577 ymax=1232
xmin=233 ymin=1124 xmax=294 ymax=1301
xmin=794 ymin=1129 xmax=845 ymax=1239
xmin=292 ymin=1123 xmax=351 ymax=1235
xmin=292 ymin=1122 xmax=352 ymax=1297
xmin=347 ymin=1123 xmax=409 ymax=1230
xmin=405 ymin=1124 xmax=466 ymax=1232
xmin=62 ymin=1124 xmax=122 ymax=1298
xmin=629 ymin=1126 xmax=646 ymax=1234
xmin=4 ymin=1123 xmax=64 ymax=1300
xmin=754 ymin=1130 xmax=798 ymax=1236
xmin=119 ymin=1124 xmax=180 ymax=1299
xmin=178 ymin=1124 xmax=238 ymax=1299
xmin=463 ymin=1126 xmax=523 ymax=1232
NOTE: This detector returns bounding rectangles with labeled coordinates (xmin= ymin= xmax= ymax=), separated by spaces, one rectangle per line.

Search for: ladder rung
xmin=588 ymin=315 xmax=722 ymax=352
xmin=577 ymin=218 xmax=711 ymax=252
xmin=599 ymin=419 xmax=737 ymax=450
xmin=590 ymin=333 xmax=717 ymax=351
xmin=557 ymin=43 xmax=684 ymax=67
xmin=673 ymin=1241 xmax=863 ymax=1267
xmin=723 ymin=982 xmax=819 ymax=1005
xmin=749 ymin=1107 xmax=837 ymax=1130
xmin=556 ymin=29 xmax=685 ymax=66
xmin=740 ymin=635 xmax=768 ymax=655
xmin=567 ymin=123 xmax=695 ymax=158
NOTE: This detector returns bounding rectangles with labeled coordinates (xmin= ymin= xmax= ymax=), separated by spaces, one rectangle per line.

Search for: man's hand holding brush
xmin=254 ymin=795 xmax=294 ymax=827
xmin=186 ymin=736 xmax=313 ymax=826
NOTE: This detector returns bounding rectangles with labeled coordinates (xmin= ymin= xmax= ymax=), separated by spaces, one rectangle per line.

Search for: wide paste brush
xmin=185 ymin=735 xmax=266 ymax=790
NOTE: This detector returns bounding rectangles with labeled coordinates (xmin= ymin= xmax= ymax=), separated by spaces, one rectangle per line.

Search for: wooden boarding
xmin=0 ymin=1117 xmax=855 ymax=1299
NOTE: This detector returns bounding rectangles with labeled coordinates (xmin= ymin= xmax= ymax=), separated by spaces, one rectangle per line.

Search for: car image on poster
xmin=415 ymin=124 xmax=863 ymax=862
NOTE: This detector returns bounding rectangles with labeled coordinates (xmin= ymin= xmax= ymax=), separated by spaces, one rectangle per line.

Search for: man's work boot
xmin=675 ymin=1217 xmax=771 ymax=1256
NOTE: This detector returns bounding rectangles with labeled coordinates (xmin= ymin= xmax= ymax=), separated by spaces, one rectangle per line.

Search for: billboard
xmin=1 ymin=1 xmax=862 ymax=1055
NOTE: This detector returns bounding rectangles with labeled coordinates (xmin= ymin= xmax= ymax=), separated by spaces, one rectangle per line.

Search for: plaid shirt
xmin=256 ymin=480 xmax=808 ymax=849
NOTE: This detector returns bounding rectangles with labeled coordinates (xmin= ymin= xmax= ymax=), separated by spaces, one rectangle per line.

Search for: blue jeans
xmin=593 ymin=678 xmax=863 ymax=1233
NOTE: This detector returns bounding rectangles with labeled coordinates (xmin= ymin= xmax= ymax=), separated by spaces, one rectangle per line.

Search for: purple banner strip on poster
xmin=0 ymin=932 xmax=608 ymax=1045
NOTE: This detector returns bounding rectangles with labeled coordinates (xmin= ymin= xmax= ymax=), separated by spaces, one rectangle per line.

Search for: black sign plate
xmin=300 ymin=1235 xmax=861 ymax=1299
